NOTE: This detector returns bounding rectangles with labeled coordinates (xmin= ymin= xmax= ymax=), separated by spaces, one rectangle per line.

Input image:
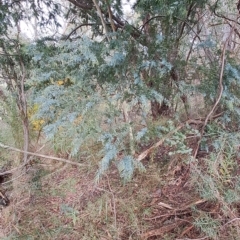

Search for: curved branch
xmin=212 ymin=0 xmax=240 ymax=26
xmin=177 ymin=2 xmax=197 ymax=42
xmin=64 ymin=23 xmax=95 ymax=40
xmin=139 ymin=15 xmax=201 ymax=41
xmin=140 ymin=15 xmax=165 ymax=31
xmin=193 ymin=24 xmax=235 ymax=158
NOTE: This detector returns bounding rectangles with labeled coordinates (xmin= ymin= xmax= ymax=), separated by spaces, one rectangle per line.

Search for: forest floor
xmin=0 ymin=139 xmax=240 ymax=239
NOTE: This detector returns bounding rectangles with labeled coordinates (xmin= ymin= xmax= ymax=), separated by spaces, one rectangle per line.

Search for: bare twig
xmin=0 ymin=145 xmax=45 ymax=185
xmin=177 ymin=2 xmax=197 ymax=42
xmin=176 ymin=237 xmax=208 ymax=240
xmin=144 ymin=199 xmax=206 ymax=220
xmin=64 ymin=23 xmax=95 ymax=40
xmin=179 ymin=225 xmax=194 ymax=238
xmin=95 ymin=185 xmax=117 ymax=228
xmin=136 ymin=114 xmax=225 ymax=162
xmin=67 ymin=0 xmax=93 ymax=10
xmin=92 ymin=0 xmax=110 ymax=40
xmin=136 ymin=123 xmax=184 ymax=161
xmin=157 ymin=201 xmax=174 ymax=209
xmin=212 ymin=0 xmax=240 ymax=26
xmin=2 ymin=171 xmax=26 ymax=185
xmin=222 ymin=218 xmax=240 ymax=227
xmin=105 ymin=0 xmax=116 ymax=32
xmin=0 ymin=142 xmax=84 ymax=167
xmin=193 ymin=23 xmax=235 ymax=158
xmin=140 ymin=15 xmax=201 ymax=41
xmin=186 ymin=24 xmax=203 ymax=63
xmin=141 ymin=217 xmax=193 ymax=239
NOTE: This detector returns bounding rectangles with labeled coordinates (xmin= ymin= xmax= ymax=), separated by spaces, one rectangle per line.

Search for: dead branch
xmin=176 ymin=237 xmax=208 ymax=240
xmin=193 ymin=23 xmax=235 ymax=158
xmin=144 ymin=199 xmax=206 ymax=220
xmin=222 ymin=218 xmax=240 ymax=227
xmin=92 ymin=0 xmax=110 ymax=40
xmin=0 ymin=142 xmax=84 ymax=167
xmin=0 ymin=145 xmax=45 ymax=185
xmin=136 ymin=123 xmax=184 ymax=161
xmin=157 ymin=201 xmax=174 ymax=209
xmin=212 ymin=0 xmax=240 ymax=26
xmin=136 ymin=114 xmax=226 ymax=162
xmin=64 ymin=23 xmax=95 ymax=40
xmin=179 ymin=225 xmax=194 ymax=238
xmin=105 ymin=0 xmax=116 ymax=32
xmin=141 ymin=217 xmax=193 ymax=239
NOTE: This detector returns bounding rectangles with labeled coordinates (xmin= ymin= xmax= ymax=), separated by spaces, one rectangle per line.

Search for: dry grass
xmin=0 ymin=139 xmax=172 ymax=240
xmin=0 ymin=141 xmax=202 ymax=240
xmin=1 ymin=116 xmax=240 ymax=240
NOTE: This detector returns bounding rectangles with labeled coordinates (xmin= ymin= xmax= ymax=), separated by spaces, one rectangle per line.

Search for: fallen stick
xmin=141 ymin=217 xmax=193 ymax=239
xmin=136 ymin=124 xmax=184 ymax=161
xmin=0 ymin=142 xmax=84 ymax=168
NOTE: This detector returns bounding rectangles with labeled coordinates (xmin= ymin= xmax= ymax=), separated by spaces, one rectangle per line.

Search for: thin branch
xmin=0 ymin=144 xmax=46 ymax=176
xmin=186 ymin=24 xmax=203 ymax=63
xmin=111 ymin=13 xmax=124 ymax=27
xmin=92 ymin=0 xmax=110 ymax=40
xmin=2 ymin=171 xmax=26 ymax=185
xmin=64 ymin=23 xmax=95 ymax=40
xmin=193 ymin=23 xmax=235 ymax=158
xmin=136 ymin=116 xmax=223 ymax=162
xmin=105 ymin=0 xmax=116 ymax=32
xmin=140 ymin=15 xmax=201 ymax=41
xmin=0 ymin=142 xmax=84 ymax=167
xmin=140 ymin=15 xmax=165 ymax=31
xmin=136 ymin=123 xmax=184 ymax=161
xmin=96 ymin=185 xmax=117 ymax=228
xmin=222 ymin=218 xmax=240 ymax=227
xmin=227 ymin=21 xmax=240 ymax=39
xmin=177 ymin=2 xmax=196 ymax=42
xmin=176 ymin=237 xmax=208 ymax=240
xmin=106 ymin=175 xmax=117 ymax=228
xmin=141 ymin=217 xmax=193 ymax=239
xmin=0 ymin=52 xmax=21 ymax=56
xmin=212 ymin=0 xmax=240 ymax=26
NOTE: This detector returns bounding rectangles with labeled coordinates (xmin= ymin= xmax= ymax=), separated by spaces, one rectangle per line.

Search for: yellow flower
xmin=28 ymin=104 xmax=45 ymax=131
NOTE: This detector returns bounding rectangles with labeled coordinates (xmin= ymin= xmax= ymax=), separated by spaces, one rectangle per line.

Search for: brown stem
xmin=17 ymin=23 xmax=29 ymax=164
xmin=92 ymin=0 xmax=110 ymax=40
xmin=105 ymin=0 xmax=116 ymax=32
xmin=193 ymin=23 xmax=235 ymax=158
xmin=0 ymin=142 xmax=84 ymax=167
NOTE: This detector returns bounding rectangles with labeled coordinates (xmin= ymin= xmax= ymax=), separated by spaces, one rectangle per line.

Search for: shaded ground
xmin=1 ymin=143 xmax=240 ymax=240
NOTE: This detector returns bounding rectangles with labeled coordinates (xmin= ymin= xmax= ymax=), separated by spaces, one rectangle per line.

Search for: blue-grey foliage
xmin=26 ymin=32 xmax=174 ymax=181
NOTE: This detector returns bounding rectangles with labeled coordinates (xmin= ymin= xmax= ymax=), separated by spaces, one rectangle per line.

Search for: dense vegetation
xmin=1 ymin=0 xmax=240 ymax=239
